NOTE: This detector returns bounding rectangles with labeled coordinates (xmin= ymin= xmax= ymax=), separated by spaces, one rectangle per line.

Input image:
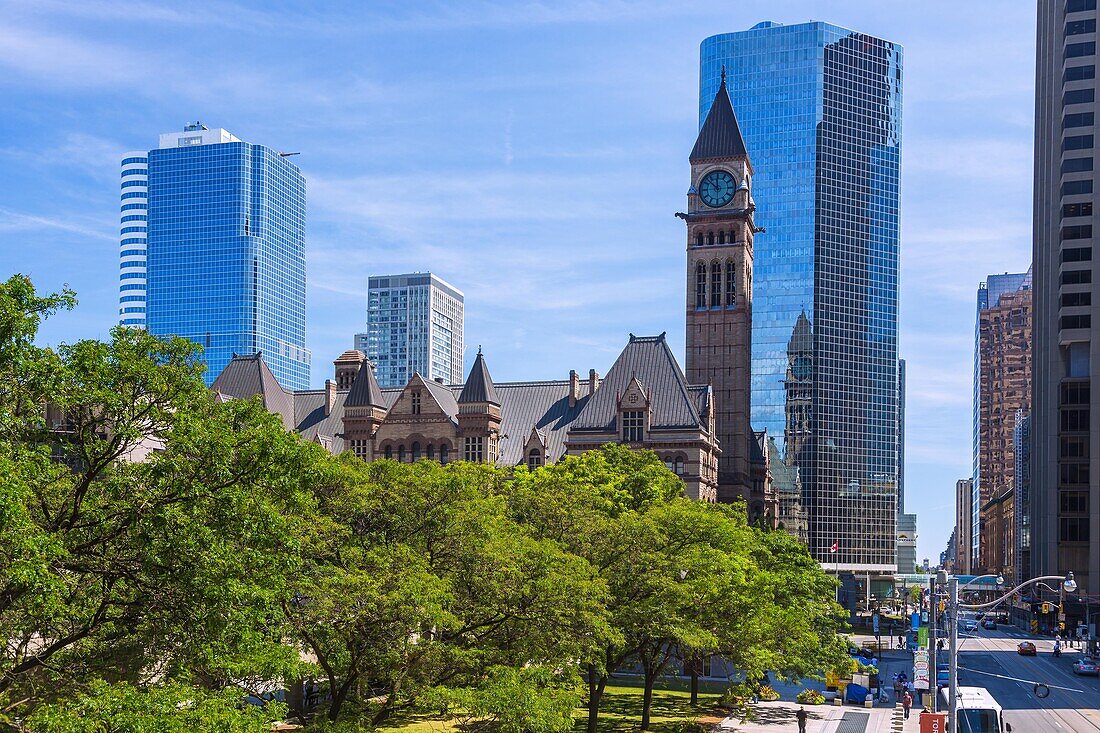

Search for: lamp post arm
xmin=959 ymin=576 xmax=1071 ymax=611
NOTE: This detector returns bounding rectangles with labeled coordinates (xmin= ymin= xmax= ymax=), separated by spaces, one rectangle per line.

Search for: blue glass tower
xmin=701 ymin=22 xmax=902 ymax=571
xmin=145 ymin=124 xmax=310 ymax=390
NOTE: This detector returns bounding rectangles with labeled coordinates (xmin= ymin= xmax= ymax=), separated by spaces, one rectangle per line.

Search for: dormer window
xmin=622 ymin=410 xmax=644 ymax=443
xmin=528 ymin=448 xmax=542 ymax=470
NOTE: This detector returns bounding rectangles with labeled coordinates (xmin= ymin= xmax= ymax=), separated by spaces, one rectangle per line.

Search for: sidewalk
xmin=716 ymin=699 xmax=923 ymax=732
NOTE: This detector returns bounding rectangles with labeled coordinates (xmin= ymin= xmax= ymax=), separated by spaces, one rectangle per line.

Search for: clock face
xmin=699 ymin=170 xmax=736 ymax=208
xmin=792 ymin=356 xmax=812 ymax=380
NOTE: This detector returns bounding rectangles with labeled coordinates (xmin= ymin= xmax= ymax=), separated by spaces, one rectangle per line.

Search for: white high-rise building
xmin=118 ymin=151 xmax=149 ymax=327
xmin=356 ymin=273 xmax=464 ymax=388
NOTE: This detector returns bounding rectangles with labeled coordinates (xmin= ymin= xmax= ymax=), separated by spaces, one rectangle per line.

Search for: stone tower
xmin=784 ymin=311 xmax=813 ymax=467
xmin=679 ymin=69 xmax=757 ymax=504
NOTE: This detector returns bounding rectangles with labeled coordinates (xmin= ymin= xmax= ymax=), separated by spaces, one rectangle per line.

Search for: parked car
xmin=982 ymin=618 xmax=998 ymax=630
xmin=1017 ymin=641 xmax=1037 ymax=656
xmin=1073 ymin=658 xmax=1099 ymax=676
xmin=936 ymin=664 xmax=962 ymax=688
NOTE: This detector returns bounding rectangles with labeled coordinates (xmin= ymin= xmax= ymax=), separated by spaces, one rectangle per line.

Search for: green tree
xmin=285 ymin=457 xmax=610 ymax=724
xmin=0 ymin=276 xmax=323 ymax=721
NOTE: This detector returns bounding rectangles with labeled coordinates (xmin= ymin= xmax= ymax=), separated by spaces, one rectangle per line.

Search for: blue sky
xmin=0 ymin=1 xmax=1036 ymax=562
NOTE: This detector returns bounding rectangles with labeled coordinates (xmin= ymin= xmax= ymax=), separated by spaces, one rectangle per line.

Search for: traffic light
xmin=939 ymin=599 xmax=946 ymax=613
xmin=1042 ymin=602 xmax=1051 ymax=614
xmin=1060 ymin=622 xmax=1066 ymax=631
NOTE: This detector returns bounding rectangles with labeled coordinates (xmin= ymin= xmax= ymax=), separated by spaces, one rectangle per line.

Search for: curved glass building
xmin=700 ymin=21 xmax=903 ymax=572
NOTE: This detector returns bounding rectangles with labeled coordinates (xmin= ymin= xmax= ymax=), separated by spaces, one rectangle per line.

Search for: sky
xmin=0 ymin=0 xmax=1038 ymax=563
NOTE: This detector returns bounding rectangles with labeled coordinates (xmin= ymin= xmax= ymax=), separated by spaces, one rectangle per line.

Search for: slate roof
xmin=458 ymin=350 xmax=500 ymax=405
xmin=788 ymin=311 xmax=812 ymax=354
xmin=494 ymin=381 xmax=593 ymax=463
xmin=421 ymin=377 xmax=460 ymax=424
xmin=570 ymin=333 xmax=707 ymax=432
xmin=690 ymin=74 xmax=749 ymax=162
xmin=296 ymin=390 xmax=348 ymax=453
xmin=210 ymin=352 xmax=296 ymax=430
xmin=344 ymin=359 xmax=384 ymax=407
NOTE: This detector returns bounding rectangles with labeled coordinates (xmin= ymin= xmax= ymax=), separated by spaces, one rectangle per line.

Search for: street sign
xmin=912 ymin=612 xmax=920 ymax=631
xmin=873 ymin=612 xmax=880 ymax=634
xmin=914 ymin=648 xmax=930 ymax=690
xmin=918 ymin=627 xmax=928 ymax=647
xmin=919 ymin=711 xmax=946 ymax=733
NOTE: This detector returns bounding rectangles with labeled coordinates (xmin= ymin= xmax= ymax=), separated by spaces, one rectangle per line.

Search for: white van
xmin=939 ymin=686 xmax=1011 ymax=732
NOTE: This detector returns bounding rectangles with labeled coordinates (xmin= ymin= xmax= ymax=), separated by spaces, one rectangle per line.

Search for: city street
xmin=957 ymin=627 xmax=1100 ymax=732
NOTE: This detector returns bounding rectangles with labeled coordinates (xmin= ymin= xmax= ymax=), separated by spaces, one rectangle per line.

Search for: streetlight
xmin=940 ymin=572 xmax=1077 ymax=733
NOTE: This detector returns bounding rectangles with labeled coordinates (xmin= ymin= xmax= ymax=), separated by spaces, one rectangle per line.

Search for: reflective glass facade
xmin=118 ymin=153 xmax=149 ymax=328
xmin=363 ymin=273 xmax=464 ymax=388
xmin=701 ymin=21 xmax=902 ymax=570
xmin=146 ymin=139 xmax=309 ymax=389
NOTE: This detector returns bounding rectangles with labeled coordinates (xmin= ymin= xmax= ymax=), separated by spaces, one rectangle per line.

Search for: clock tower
xmin=678 ymin=69 xmax=760 ymax=506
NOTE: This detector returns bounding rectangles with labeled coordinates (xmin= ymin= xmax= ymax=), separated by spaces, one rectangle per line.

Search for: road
xmin=955 ymin=625 xmax=1100 ymax=732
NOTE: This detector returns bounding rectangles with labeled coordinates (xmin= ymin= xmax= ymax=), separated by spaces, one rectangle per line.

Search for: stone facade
xmin=211 ymin=333 xmax=721 ymax=502
xmin=679 ymin=73 xmax=775 ymax=520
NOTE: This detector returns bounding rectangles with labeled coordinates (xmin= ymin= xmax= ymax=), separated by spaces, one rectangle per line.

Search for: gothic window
xmin=411 ymin=391 xmax=421 ymax=415
xmin=412 ymin=441 xmax=421 ymax=460
xmin=427 ymin=444 xmax=435 ymax=460
xmin=675 ymin=457 xmax=685 ymax=475
xmin=695 ymin=233 xmax=704 ymax=246
xmin=464 ymin=437 xmax=484 ymax=462
xmin=383 ymin=445 xmax=392 ymax=460
xmin=695 ymin=263 xmax=707 ymax=309
xmin=665 ymin=457 xmax=674 ymax=471
xmin=528 ymin=448 xmax=542 ymax=470
xmin=725 ymin=260 xmax=736 ymax=306
xmin=398 ymin=445 xmax=406 ymax=462
xmin=707 ymin=232 xmax=715 ymax=245
xmin=718 ymin=231 xmax=726 ymax=244
xmin=621 ymin=410 xmax=644 ymax=443
xmin=710 ymin=261 xmax=721 ymax=307
xmin=440 ymin=444 xmax=449 ymax=465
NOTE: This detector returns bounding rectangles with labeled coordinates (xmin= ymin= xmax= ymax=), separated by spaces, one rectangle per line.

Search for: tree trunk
xmin=586 ymin=664 xmax=606 ymax=733
xmin=371 ymin=678 xmax=402 ymax=725
xmin=328 ymin=673 xmax=358 ymax=723
xmin=641 ymin=663 xmax=657 ymax=730
xmin=691 ymin=667 xmax=699 ymax=706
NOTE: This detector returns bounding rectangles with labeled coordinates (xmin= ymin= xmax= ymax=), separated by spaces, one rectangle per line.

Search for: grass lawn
xmin=373 ymin=680 xmax=730 ymax=733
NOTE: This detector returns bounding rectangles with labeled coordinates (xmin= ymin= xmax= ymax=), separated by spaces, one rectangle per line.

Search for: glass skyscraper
xmin=142 ymin=123 xmax=310 ymax=390
xmin=701 ymin=22 xmax=902 ymax=571
xmin=118 ymin=151 xmax=149 ymax=328
xmin=356 ymin=272 xmax=464 ymax=388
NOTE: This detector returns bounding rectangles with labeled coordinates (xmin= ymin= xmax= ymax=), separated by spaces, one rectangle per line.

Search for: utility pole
xmin=948 ymin=576 xmax=959 ymax=733
xmin=928 ymin=573 xmax=937 ymax=713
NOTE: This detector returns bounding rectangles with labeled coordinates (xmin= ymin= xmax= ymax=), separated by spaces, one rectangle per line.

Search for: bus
xmin=939 ymin=687 xmax=1011 ymax=732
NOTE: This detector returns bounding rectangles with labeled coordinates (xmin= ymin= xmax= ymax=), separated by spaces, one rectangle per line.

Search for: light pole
xmin=942 ymin=572 xmax=1076 ymax=733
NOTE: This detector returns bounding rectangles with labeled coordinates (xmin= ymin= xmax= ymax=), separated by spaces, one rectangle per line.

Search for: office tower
xmin=898 ymin=358 xmax=906 ymax=514
xmin=1033 ymin=0 xmax=1099 ymax=593
xmin=362 ymin=273 xmax=464 ymax=389
xmin=1014 ymin=410 xmax=1031 ymax=586
xmin=973 ymin=272 xmax=1032 ymax=577
xmin=143 ymin=123 xmax=310 ymax=390
xmin=118 ymin=151 xmax=149 ymax=327
xmin=701 ymin=22 xmax=903 ymax=572
xmin=956 ymin=478 xmax=974 ymax=575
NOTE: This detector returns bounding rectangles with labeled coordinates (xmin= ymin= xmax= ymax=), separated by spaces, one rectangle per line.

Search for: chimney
xmin=435 ymin=377 xmax=445 ymax=384
xmin=569 ymin=369 xmax=580 ymax=407
xmin=325 ymin=379 xmax=337 ymax=416
xmin=589 ymin=369 xmax=599 ymax=395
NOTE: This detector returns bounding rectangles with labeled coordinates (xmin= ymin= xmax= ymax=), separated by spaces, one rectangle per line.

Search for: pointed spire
xmin=344 ymin=358 xmax=385 ymax=407
xmin=690 ymin=70 xmax=749 ymax=161
xmin=458 ymin=350 xmax=499 ymax=405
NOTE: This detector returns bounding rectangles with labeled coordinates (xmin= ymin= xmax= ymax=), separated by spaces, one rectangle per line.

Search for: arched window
xmin=427 ymin=444 xmax=435 ymax=460
xmin=710 ymin=261 xmax=721 ymax=307
xmin=674 ymin=457 xmax=685 ymax=475
xmin=528 ymin=448 xmax=542 ymax=470
xmin=725 ymin=260 xmax=736 ymax=306
xmin=412 ymin=441 xmax=421 ymax=461
xmin=695 ymin=233 xmax=704 ymax=247
xmin=706 ymin=232 xmax=715 ymax=245
xmin=665 ymin=457 xmax=674 ymax=471
xmin=383 ymin=445 xmax=392 ymax=460
xmin=398 ymin=445 xmax=406 ymax=462
xmin=440 ymin=444 xmax=449 ymax=465
xmin=718 ymin=231 xmax=726 ymax=244
xmin=695 ymin=263 xmax=707 ymax=309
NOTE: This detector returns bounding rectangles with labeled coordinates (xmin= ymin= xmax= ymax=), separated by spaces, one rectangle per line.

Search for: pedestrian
xmin=796 ymin=706 xmax=808 ymax=733
xmin=902 ymin=690 xmax=913 ymax=719
xmin=893 ymin=676 xmax=903 ymax=703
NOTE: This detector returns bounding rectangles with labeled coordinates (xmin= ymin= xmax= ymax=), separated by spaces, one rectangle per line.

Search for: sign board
xmin=919 ymin=711 xmax=946 ymax=733
xmin=873 ymin=613 xmax=880 ymax=634
xmin=911 ymin=612 xmax=920 ymax=631
xmin=913 ymin=649 xmax=930 ymax=690
xmin=918 ymin=627 xmax=928 ymax=647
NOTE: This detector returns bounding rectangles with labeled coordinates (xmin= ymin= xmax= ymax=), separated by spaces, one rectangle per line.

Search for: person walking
xmin=796 ymin=706 xmax=808 ymax=733
xmin=902 ymin=690 xmax=913 ymax=719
